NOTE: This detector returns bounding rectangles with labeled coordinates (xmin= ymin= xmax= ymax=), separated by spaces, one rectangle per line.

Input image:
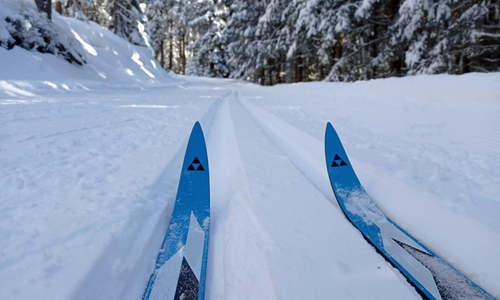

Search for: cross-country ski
xmin=143 ymin=122 xmax=210 ymax=300
xmin=325 ymin=122 xmax=495 ymax=300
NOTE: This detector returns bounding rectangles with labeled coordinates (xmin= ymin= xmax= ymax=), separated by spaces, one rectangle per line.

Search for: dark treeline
xmin=50 ymin=0 xmax=500 ymax=84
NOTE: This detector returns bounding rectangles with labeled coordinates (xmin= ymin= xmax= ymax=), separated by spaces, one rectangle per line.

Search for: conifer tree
xmin=35 ymin=0 xmax=52 ymax=19
xmin=188 ymin=0 xmax=230 ymax=77
xmin=107 ymin=0 xmax=149 ymax=46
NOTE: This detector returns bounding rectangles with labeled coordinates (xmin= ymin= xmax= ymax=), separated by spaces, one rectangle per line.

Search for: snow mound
xmin=0 ymin=0 xmax=86 ymax=65
xmin=0 ymin=0 xmax=174 ymax=96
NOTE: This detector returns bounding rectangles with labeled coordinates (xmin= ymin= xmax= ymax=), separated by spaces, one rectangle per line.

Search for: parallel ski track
xmin=68 ymin=92 xmax=228 ymax=300
xmin=237 ymin=97 xmax=335 ymax=206
xmin=236 ymin=94 xmax=498 ymax=299
xmin=215 ymin=92 xmax=419 ymax=299
xmin=233 ymin=94 xmax=424 ymax=297
xmin=206 ymin=96 xmax=279 ymax=299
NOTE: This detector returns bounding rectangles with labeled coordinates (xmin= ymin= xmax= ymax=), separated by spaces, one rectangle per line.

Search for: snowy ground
xmin=1 ymin=8 xmax=500 ymax=300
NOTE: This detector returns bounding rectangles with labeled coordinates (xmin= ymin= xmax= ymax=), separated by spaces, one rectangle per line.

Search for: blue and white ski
xmin=324 ymin=122 xmax=494 ymax=300
xmin=143 ymin=122 xmax=210 ymax=300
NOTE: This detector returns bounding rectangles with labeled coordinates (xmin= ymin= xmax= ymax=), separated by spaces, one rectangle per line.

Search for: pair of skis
xmin=142 ymin=122 xmax=494 ymax=300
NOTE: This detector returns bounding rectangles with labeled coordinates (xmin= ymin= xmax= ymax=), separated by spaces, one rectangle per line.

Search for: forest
xmin=29 ymin=0 xmax=500 ymax=84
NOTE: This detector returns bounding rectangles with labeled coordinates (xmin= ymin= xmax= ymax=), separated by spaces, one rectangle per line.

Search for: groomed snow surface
xmin=1 ymin=8 xmax=500 ymax=300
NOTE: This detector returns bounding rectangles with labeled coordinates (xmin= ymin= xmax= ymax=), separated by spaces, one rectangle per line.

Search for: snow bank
xmin=0 ymin=0 xmax=86 ymax=65
xmin=0 ymin=0 xmax=173 ymax=95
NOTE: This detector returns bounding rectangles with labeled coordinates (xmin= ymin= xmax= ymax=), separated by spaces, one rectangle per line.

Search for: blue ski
xmin=324 ymin=122 xmax=494 ymax=300
xmin=143 ymin=122 xmax=210 ymax=300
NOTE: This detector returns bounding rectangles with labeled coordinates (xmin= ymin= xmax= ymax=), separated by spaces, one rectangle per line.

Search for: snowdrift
xmin=0 ymin=0 xmax=173 ymax=98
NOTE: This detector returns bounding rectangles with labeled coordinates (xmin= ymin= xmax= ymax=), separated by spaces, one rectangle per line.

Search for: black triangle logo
xmin=187 ymin=157 xmax=205 ymax=172
xmin=331 ymin=154 xmax=347 ymax=168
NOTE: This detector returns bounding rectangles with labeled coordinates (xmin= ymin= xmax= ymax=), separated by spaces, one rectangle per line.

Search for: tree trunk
xmin=319 ymin=64 xmax=325 ymax=80
xmin=55 ymin=1 xmax=62 ymax=15
xmin=295 ymin=57 xmax=303 ymax=82
xmin=179 ymin=35 xmax=186 ymax=75
xmin=34 ymin=0 xmax=52 ymax=20
xmin=160 ymin=39 xmax=165 ymax=67
xmin=168 ymin=35 xmax=173 ymax=70
xmin=257 ymin=68 xmax=265 ymax=85
xmin=267 ymin=62 xmax=273 ymax=85
xmin=277 ymin=63 xmax=283 ymax=84
xmin=112 ymin=0 xmax=118 ymax=34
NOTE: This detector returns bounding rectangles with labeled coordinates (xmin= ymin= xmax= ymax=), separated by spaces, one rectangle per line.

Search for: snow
xmin=1 ymin=5 xmax=500 ymax=300
xmin=0 ymin=3 xmax=171 ymax=85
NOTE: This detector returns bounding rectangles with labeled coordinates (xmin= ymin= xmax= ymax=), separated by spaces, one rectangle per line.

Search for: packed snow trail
xmin=206 ymin=97 xmax=421 ymax=299
xmin=0 ymin=79 xmax=228 ymax=300
xmin=206 ymin=97 xmax=280 ymax=299
xmin=1 ymin=75 xmax=500 ymax=300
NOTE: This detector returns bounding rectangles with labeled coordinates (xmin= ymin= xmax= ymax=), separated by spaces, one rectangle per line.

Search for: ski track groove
xmin=233 ymin=94 xmax=423 ymax=299
xmin=66 ymin=92 xmax=227 ymax=300
xmin=237 ymin=92 xmax=500 ymax=298
xmin=260 ymin=97 xmax=500 ymax=234
xmin=222 ymin=94 xmax=416 ymax=299
xmin=236 ymin=96 xmax=339 ymax=211
xmin=206 ymin=95 xmax=279 ymax=300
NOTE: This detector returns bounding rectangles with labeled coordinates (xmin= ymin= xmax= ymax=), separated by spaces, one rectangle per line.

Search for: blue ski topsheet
xmin=143 ymin=122 xmax=210 ymax=300
xmin=324 ymin=122 xmax=494 ymax=300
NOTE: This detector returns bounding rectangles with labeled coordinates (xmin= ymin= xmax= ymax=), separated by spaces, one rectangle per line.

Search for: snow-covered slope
xmin=0 ymin=0 xmax=172 ymax=97
xmin=1 ymin=6 xmax=500 ymax=300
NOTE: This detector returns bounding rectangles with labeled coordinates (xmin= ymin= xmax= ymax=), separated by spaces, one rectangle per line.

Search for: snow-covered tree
xmin=324 ymin=0 xmax=401 ymax=81
xmin=3 ymin=2 xmax=86 ymax=65
xmin=445 ymin=0 xmax=500 ymax=73
xmin=107 ymin=0 xmax=149 ymax=46
xmin=223 ymin=0 xmax=269 ymax=82
xmin=292 ymin=0 xmax=341 ymax=82
xmin=34 ymin=0 xmax=52 ymax=19
xmin=146 ymin=0 xmax=168 ymax=64
xmin=20 ymin=0 xmax=500 ymax=82
xmin=54 ymin=0 xmax=95 ymax=20
xmin=385 ymin=0 xmax=500 ymax=76
xmin=188 ymin=0 xmax=230 ymax=77
xmin=253 ymin=0 xmax=297 ymax=84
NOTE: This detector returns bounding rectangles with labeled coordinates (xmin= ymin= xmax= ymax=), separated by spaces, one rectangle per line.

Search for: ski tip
xmin=193 ymin=121 xmax=202 ymax=131
xmin=325 ymin=122 xmax=338 ymax=138
xmin=190 ymin=121 xmax=205 ymax=137
xmin=326 ymin=122 xmax=334 ymax=132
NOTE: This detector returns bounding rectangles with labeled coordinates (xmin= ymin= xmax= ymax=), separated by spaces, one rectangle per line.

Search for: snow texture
xmin=340 ymin=188 xmax=387 ymax=225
